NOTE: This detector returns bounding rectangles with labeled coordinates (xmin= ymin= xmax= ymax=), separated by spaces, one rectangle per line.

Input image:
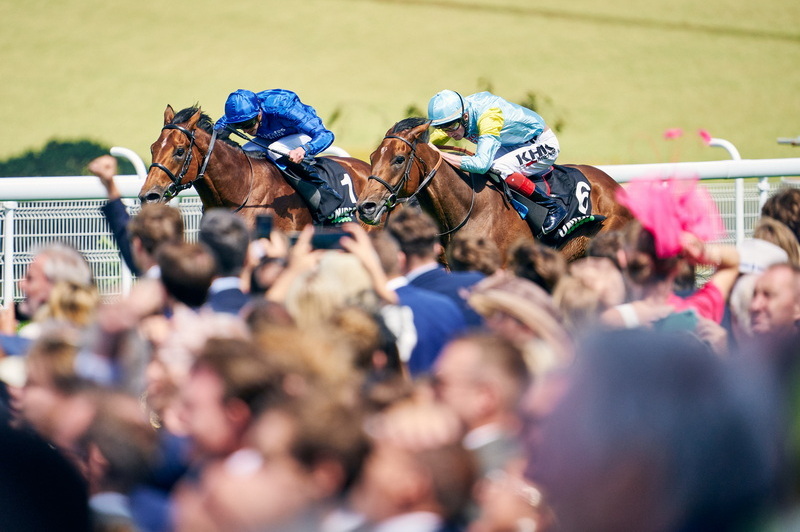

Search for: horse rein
xmin=149 ymin=124 xmax=253 ymax=212
xmin=370 ymin=134 xmax=475 ymax=236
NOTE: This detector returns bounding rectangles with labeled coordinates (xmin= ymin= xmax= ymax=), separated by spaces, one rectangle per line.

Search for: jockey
xmin=427 ymin=90 xmax=567 ymax=234
xmin=215 ymin=89 xmax=350 ymax=224
xmin=214 ymin=88 xmax=334 ymax=164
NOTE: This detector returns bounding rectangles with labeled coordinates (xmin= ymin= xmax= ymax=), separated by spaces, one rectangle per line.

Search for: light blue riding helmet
xmin=427 ymin=90 xmax=465 ymax=127
xmin=223 ymin=89 xmax=260 ymax=124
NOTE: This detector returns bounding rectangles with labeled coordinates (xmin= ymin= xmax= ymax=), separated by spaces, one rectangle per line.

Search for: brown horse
xmin=357 ymin=118 xmax=632 ymax=262
xmin=139 ymin=105 xmax=372 ymax=231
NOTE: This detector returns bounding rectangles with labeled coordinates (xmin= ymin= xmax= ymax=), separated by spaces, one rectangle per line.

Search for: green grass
xmin=1 ymin=0 xmax=798 ymax=169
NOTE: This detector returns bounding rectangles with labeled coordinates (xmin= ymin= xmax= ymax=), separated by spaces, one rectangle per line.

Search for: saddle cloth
xmin=509 ymin=164 xmax=605 ymax=246
xmin=277 ymin=157 xmax=357 ymax=224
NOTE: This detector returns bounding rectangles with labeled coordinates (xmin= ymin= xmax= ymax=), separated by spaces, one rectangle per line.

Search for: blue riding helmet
xmin=223 ymin=89 xmax=260 ymax=124
xmin=428 ymin=90 xmax=465 ymax=127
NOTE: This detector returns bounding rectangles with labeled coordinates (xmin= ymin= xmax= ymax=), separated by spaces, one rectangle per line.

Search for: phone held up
xmin=254 ymin=214 xmax=273 ymax=240
xmin=311 ymin=227 xmax=348 ymax=250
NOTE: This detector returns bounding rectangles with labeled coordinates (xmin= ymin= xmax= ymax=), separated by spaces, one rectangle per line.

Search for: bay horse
xmin=357 ymin=118 xmax=632 ymax=262
xmin=139 ymin=105 xmax=372 ymax=231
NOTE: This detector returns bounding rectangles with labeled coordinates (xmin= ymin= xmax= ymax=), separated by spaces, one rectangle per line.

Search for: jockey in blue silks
xmin=428 ymin=90 xmax=567 ymax=234
xmin=216 ymin=89 xmax=352 ymax=223
xmin=214 ymin=88 xmax=334 ymax=164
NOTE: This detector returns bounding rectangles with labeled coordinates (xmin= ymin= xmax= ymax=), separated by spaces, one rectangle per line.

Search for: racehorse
xmin=139 ymin=105 xmax=372 ymax=231
xmin=357 ymin=118 xmax=632 ymax=262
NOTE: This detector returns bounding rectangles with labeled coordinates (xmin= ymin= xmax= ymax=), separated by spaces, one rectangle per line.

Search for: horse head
xmin=357 ymin=118 xmax=432 ymax=225
xmin=139 ymin=105 xmax=207 ymax=204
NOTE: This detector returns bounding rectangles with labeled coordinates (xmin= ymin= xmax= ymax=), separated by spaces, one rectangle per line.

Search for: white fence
xmin=2 ymin=147 xmax=800 ymax=306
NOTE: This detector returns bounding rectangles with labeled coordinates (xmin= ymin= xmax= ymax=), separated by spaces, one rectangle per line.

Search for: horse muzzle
xmin=138 ymin=186 xmax=168 ymax=204
xmin=356 ymin=200 xmax=386 ymax=225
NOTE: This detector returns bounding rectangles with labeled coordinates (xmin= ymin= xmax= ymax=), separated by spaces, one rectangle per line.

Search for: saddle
xmin=271 ymin=156 xmax=357 ymax=225
xmin=499 ymin=165 xmax=605 ymax=246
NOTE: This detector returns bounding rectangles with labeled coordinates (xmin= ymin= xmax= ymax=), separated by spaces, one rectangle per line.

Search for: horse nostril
xmin=359 ymin=202 xmax=377 ymax=216
xmin=141 ymin=192 xmax=162 ymax=204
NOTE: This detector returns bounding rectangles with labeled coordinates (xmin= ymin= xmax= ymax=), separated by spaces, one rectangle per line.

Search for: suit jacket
xmin=205 ymin=287 xmax=251 ymax=315
xmin=101 ymin=198 xmax=140 ymax=276
xmin=407 ymin=266 xmax=485 ymax=327
xmin=396 ymin=285 xmax=467 ymax=376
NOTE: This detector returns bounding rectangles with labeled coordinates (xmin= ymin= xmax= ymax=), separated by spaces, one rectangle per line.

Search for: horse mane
xmin=392 ymin=117 xmax=431 ymax=142
xmin=172 ymin=106 xmax=240 ymax=147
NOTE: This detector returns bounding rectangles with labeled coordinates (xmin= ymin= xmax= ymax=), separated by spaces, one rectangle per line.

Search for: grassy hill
xmin=1 ymin=0 xmax=798 ymax=169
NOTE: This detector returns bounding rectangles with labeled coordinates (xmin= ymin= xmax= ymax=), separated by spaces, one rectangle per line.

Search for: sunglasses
xmin=438 ymin=120 xmax=462 ymax=133
xmin=233 ymin=116 xmax=258 ymax=130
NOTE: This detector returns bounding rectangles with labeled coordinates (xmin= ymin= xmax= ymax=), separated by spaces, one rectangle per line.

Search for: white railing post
xmin=2 ymin=201 xmax=18 ymax=307
xmin=707 ymin=138 xmax=744 ymax=244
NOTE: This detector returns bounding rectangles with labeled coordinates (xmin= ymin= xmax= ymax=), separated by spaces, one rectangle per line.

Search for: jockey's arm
xmin=282 ymin=105 xmax=334 ymax=157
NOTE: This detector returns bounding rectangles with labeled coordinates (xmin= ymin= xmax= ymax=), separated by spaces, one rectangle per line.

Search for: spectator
xmin=128 ymin=204 xmax=185 ymax=279
xmin=433 ymin=332 xmax=530 ymax=479
xmin=553 ymin=256 xmax=626 ymax=334
xmin=761 ymin=187 xmax=800 ymax=245
xmin=532 ymin=329 xmax=778 ymax=532
xmin=749 ymin=263 xmax=800 ymax=344
xmin=446 ymin=233 xmax=501 ymax=276
xmin=752 ymin=216 xmax=800 ymax=266
xmin=505 ymin=239 xmax=566 ymax=294
xmin=198 ymin=209 xmax=253 ymax=315
xmin=156 ymin=242 xmax=217 ymax=310
xmin=371 ymin=230 xmax=467 ymax=377
xmin=387 ymin=208 xmax=485 ymax=327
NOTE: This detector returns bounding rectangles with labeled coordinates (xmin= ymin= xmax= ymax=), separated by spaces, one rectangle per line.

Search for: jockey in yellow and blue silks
xmin=214 ymin=89 xmax=334 ymax=164
xmin=428 ymin=90 xmax=567 ymax=234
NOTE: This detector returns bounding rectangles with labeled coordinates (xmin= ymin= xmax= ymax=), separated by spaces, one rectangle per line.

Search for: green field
xmin=1 ymin=0 xmax=798 ymax=168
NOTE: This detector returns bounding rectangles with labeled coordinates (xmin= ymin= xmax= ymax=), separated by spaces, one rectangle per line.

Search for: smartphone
xmin=254 ymin=214 xmax=273 ymax=240
xmin=311 ymin=228 xmax=348 ymax=250
xmin=653 ymin=309 xmax=699 ymax=332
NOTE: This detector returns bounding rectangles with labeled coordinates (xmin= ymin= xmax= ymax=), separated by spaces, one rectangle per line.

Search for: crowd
xmin=2 ymin=156 xmax=800 ymax=532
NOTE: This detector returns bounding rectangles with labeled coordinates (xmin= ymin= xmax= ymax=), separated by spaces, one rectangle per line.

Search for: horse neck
xmin=192 ymin=130 xmax=257 ymax=208
xmin=414 ymin=144 xmax=473 ymax=233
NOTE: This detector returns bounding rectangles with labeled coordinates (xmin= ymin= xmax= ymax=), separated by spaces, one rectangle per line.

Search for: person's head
xmin=78 ymin=391 xmax=158 ymax=494
xmin=749 ymin=263 xmax=800 ymax=340
xmin=428 ymin=90 xmax=468 ymax=141
xmin=468 ymin=272 xmax=573 ymax=372
xmin=127 ymin=203 xmax=184 ymax=270
xmin=585 ymin=229 xmax=625 ymax=269
xmin=506 ymin=239 xmax=567 ymax=294
xmin=352 ymin=398 xmax=476 ymax=526
xmin=284 ymin=251 xmax=380 ymax=329
xmin=222 ymin=89 xmax=262 ymax=135
xmin=434 ymin=332 xmax=530 ymax=432
xmin=621 ymin=220 xmax=683 ymax=288
xmin=553 ymin=257 xmax=626 ymax=333
xmin=447 ymin=233 xmax=501 ymax=275
xmin=761 ymin=188 xmax=800 ymax=245
xmin=180 ymin=338 xmax=278 ymax=459
xmin=156 ymin=241 xmax=216 ymax=308
xmin=752 ymin=216 xmax=800 ymax=266
xmin=19 ymin=243 xmax=94 ymax=319
xmin=370 ymin=229 xmax=404 ymax=278
xmin=386 ymin=207 xmax=441 ymax=263
xmin=533 ymin=329 xmax=778 ymax=532
xmin=199 ymin=208 xmax=250 ymax=278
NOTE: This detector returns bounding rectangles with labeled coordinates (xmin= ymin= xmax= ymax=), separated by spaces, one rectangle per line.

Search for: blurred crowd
xmin=2 ymin=158 xmax=800 ymax=532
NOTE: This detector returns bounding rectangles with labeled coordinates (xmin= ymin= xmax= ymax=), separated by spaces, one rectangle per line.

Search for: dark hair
xmin=128 ymin=203 xmax=184 ymax=255
xmin=506 ymin=238 xmax=566 ymax=293
xmin=199 ymin=209 xmax=250 ymax=277
xmin=157 ymin=241 xmax=216 ymax=307
xmin=386 ymin=207 xmax=440 ymax=258
xmin=447 ymin=233 xmax=501 ymax=275
xmin=762 ymin=188 xmax=800 ymax=244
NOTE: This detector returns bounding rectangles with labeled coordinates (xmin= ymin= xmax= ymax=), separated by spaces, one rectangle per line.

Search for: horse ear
xmin=409 ymin=121 xmax=431 ymax=140
xmin=164 ymin=105 xmax=175 ymax=125
xmin=187 ymin=108 xmax=202 ymax=130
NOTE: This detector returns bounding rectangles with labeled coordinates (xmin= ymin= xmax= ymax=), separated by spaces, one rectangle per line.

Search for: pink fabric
xmin=617 ymin=176 xmax=725 ymax=258
xmin=667 ymin=282 xmax=725 ymax=323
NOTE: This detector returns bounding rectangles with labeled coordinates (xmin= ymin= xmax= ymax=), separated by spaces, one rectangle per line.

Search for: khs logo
xmin=516 ymin=145 xmax=557 ymax=166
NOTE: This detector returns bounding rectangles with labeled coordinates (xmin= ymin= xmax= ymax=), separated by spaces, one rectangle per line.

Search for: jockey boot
xmin=506 ymin=172 xmax=567 ymax=234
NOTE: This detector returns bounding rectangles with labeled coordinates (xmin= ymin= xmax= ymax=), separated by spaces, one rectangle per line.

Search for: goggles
xmin=232 ymin=116 xmax=258 ymax=130
xmin=438 ymin=120 xmax=462 ymax=133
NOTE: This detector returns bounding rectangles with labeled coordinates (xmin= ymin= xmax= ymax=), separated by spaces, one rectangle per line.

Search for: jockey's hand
xmin=288 ymin=147 xmax=306 ymax=164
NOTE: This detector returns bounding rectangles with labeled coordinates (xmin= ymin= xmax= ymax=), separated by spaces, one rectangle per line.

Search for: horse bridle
xmin=369 ymin=134 xmax=475 ymax=236
xmin=148 ymin=124 xmax=253 ymax=212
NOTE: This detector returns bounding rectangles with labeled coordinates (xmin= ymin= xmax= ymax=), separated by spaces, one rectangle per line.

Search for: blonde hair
xmin=753 ymin=216 xmax=800 ymax=266
xmin=285 ymin=252 xmax=379 ymax=329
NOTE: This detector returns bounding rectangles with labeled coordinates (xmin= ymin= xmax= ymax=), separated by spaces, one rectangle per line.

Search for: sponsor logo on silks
xmin=557 ymin=215 xmax=596 ymax=238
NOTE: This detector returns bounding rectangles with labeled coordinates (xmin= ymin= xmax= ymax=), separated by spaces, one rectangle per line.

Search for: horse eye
xmin=392 ymin=155 xmax=405 ymax=165
xmin=175 ymin=147 xmax=186 ymax=157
